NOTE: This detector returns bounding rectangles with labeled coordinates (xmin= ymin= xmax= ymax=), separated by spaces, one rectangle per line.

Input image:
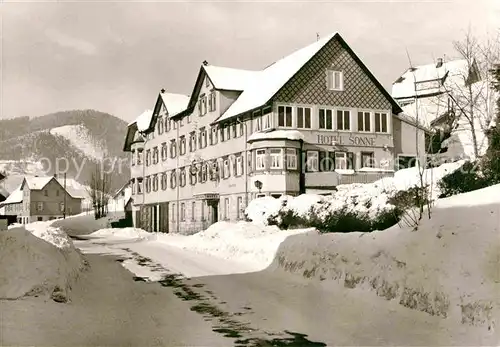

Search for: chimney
xmin=436 ymin=57 xmax=443 ymax=68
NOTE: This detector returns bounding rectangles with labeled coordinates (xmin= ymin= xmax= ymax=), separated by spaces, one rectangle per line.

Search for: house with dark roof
xmin=123 ymin=32 xmax=428 ymax=234
xmin=0 ymin=176 xmax=83 ymax=224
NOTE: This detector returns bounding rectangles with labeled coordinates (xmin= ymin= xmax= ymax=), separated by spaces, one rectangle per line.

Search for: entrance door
xmin=159 ymin=202 xmax=169 ymax=233
xmin=212 ymin=204 xmax=218 ymax=224
xmin=152 ymin=205 xmax=158 ymax=232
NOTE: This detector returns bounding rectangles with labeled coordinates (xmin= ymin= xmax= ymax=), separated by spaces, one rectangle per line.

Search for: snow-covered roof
xmin=0 ymin=186 xmax=8 ymax=199
xmin=392 ymin=59 xmax=468 ymax=99
xmin=215 ymin=33 xmax=337 ymax=123
xmin=160 ymin=92 xmax=190 ymax=118
xmin=135 ymin=109 xmax=154 ymax=132
xmin=203 ymin=65 xmax=259 ymax=91
xmin=20 ymin=176 xmax=85 ymax=199
xmin=401 ymin=96 xmax=447 ymax=127
xmin=247 ymin=129 xmax=305 ymax=142
xmin=0 ymin=185 xmax=22 ymax=206
xmin=23 ymin=176 xmax=54 ymax=190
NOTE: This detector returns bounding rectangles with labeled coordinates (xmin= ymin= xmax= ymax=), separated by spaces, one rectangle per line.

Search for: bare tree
xmin=436 ymin=28 xmax=500 ymax=159
xmin=86 ymin=164 xmax=112 ymax=219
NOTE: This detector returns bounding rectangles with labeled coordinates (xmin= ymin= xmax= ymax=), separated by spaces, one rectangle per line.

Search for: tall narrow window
xmin=170 ymin=140 xmax=177 ymax=158
xmin=358 ymin=111 xmax=371 ymax=132
xmin=224 ymin=198 xmax=230 ymax=220
xmin=189 ymin=132 xmax=196 ymax=152
xmin=336 ymin=110 xmax=351 ymax=131
xmin=170 ymin=170 xmax=177 ymax=188
xmin=319 ymin=109 xmax=333 ymax=130
xmin=158 ymin=116 xmax=164 ymax=135
xmin=191 ymin=201 xmax=196 ymax=221
xmin=161 ymin=173 xmax=167 ymax=190
xmin=327 ymin=70 xmax=344 ymax=91
xmin=255 ymin=149 xmax=266 ymax=170
xmin=270 ymin=149 xmax=283 ymax=169
xmin=165 ymin=117 xmax=171 ymax=132
xmin=237 ymin=196 xmax=243 ymax=220
xmin=286 ymin=148 xmax=298 ymax=170
xmin=306 ymin=151 xmax=319 ymax=172
xmin=146 ymin=149 xmax=151 ymax=166
xmin=201 ymin=201 xmax=205 ymax=221
xmin=335 ymin=152 xmax=347 ymax=170
xmin=236 ymin=155 xmax=243 ymax=176
xmin=375 ymin=112 xmax=389 ymax=133
xmin=172 ymin=203 xmax=176 ymax=222
xmin=319 ymin=151 xmax=336 ymax=172
xmin=179 ymin=168 xmax=186 ymax=187
xmin=180 ymin=203 xmax=186 ymax=221
xmin=180 ymin=136 xmax=186 ymax=155
xmin=297 ymin=107 xmax=311 ymax=129
xmin=278 ymin=106 xmax=292 ymax=127
xmin=223 ymin=158 xmax=230 ymax=179
xmin=253 ymin=110 xmax=262 ymax=132
xmin=161 ymin=143 xmax=168 ymax=161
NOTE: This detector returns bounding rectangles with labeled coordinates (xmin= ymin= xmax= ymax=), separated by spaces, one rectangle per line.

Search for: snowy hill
xmin=0 ymin=110 xmax=129 ymax=194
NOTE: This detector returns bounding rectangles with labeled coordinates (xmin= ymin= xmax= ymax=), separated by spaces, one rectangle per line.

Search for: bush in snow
xmin=437 ymin=161 xmax=491 ymax=198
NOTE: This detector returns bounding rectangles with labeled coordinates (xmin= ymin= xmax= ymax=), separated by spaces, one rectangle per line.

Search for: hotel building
xmin=123 ymin=32 xmax=427 ymax=234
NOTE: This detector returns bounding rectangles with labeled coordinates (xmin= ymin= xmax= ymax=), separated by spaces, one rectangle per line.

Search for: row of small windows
xmin=305 ymin=150 xmax=375 ymax=172
xmin=12 ymin=201 xmax=69 ymax=212
xmin=277 ymin=105 xmax=389 ymax=133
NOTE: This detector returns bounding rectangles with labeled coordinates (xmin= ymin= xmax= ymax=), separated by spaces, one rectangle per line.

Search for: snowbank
xmin=25 ymin=221 xmax=73 ymax=249
xmin=89 ymin=227 xmax=150 ymax=240
xmin=0 ymin=228 xmax=84 ymax=300
xmin=269 ymin=184 xmax=500 ymax=329
xmin=151 ymin=221 xmax=317 ymax=271
xmin=245 ymin=161 xmax=466 ymax=226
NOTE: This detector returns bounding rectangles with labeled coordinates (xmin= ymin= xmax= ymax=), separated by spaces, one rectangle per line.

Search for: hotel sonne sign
xmin=303 ymin=132 xmax=393 ymax=148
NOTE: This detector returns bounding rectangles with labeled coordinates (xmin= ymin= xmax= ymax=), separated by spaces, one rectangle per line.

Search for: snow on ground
xmin=50 ymin=124 xmax=107 ymax=161
xmin=0 ymin=227 xmax=83 ymax=300
xmin=88 ymin=227 xmax=151 ymax=240
xmin=245 ymin=161 xmax=466 ymax=226
xmin=24 ymin=220 xmax=73 ymax=249
xmin=270 ymin=184 xmax=500 ymax=329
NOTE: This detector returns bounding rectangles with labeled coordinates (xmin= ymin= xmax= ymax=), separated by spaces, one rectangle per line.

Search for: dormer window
xmin=327 ymin=70 xmax=344 ymax=91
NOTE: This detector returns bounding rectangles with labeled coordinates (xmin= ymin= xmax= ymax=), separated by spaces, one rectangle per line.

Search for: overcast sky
xmin=2 ymin=0 xmax=499 ymax=123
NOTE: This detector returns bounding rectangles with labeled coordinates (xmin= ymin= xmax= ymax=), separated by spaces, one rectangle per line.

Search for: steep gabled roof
xmin=20 ymin=176 xmax=84 ymax=199
xmin=0 ymin=185 xmax=22 ymax=207
xmin=214 ymin=32 xmax=403 ymax=123
xmin=160 ymin=92 xmax=190 ymax=118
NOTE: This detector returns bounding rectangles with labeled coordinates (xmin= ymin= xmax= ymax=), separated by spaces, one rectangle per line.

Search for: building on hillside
xmin=392 ymin=57 xmax=489 ymax=161
xmin=123 ymin=32 xmax=429 ymax=234
xmin=0 ymin=176 xmax=83 ymax=224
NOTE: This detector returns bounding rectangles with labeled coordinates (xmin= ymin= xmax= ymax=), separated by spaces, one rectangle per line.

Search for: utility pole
xmin=63 ymin=172 xmax=67 ymax=219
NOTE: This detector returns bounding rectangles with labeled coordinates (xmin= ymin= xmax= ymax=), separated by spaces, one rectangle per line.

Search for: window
xmin=172 ymin=203 xmax=176 ymax=222
xmin=37 ymin=202 xmax=43 ymax=211
xmin=137 ymin=150 xmax=143 ymax=165
xmin=180 ymin=203 xmax=186 ymax=221
xmin=161 ymin=173 xmax=167 ymax=190
xmin=319 ymin=151 xmax=335 ymax=171
xmin=209 ymin=160 xmax=219 ymax=181
xmin=306 ymin=151 xmax=319 ymax=172
xmin=361 ymin=152 xmax=375 ymax=168
xmin=397 ymin=155 xmax=417 ymax=170
xmin=358 ymin=111 xmax=371 ymax=132
xmin=37 ymin=217 xmax=43 ymax=222
xmin=278 ymin=106 xmax=292 ymax=127
xmin=224 ymin=198 xmax=230 ymax=220
xmin=146 ymin=149 xmax=151 ymax=166
xmin=226 ymin=125 xmax=231 ymax=140
xmin=223 ymin=158 xmax=230 ymax=179
xmin=375 ymin=112 xmax=388 ymax=133
xmin=210 ymin=126 xmax=218 ymax=145
xmin=199 ymin=163 xmax=208 ymax=182
xmin=146 ymin=176 xmax=152 ymax=193
xmin=170 ymin=140 xmax=177 ymax=158
xmin=199 ymin=128 xmax=207 ymax=148
xmin=319 ymin=109 xmax=333 ymax=130
xmin=327 ymin=70 xmax=344 ymax=91
xmin=232 ymin=123 xmax=237 ymax=138
xmin=137 ymin=179 xmax=143 ymax=194
xmin=236 ymin=155 xmax=243 ymax=176
xmin=239 ymin=123 xmax=244 ymax=137
xmin=170 ymin=170 xmax=177 ymax=188
xmin=253 ymin=110 xmax=262 ymax=132
xmin=173 ymin=119 xmax=177 ymax=129
xmin=263 ymin=109 xmax=273 ymax=130
xmin=165 ymin=117 xmax=171 ymax=132
xmin=270 ymin=149 xmax=283 ymax=169
xmin=153 ymin=174 xmax=158 ymax=191
xmin=336 ymin=110 xmax=351 ymax=131
xmin=208 ymin=92 xmax=216 ymax=112
xmin=59 ymin=202 xmax=65 ymax=212
xmin=158 ymin=116 xmax=164 ymax=135
xmin=255 ymin=149 xmax=266 ymax=170
xmin=297 ymin=107 xmax=311 ymax=129
xmin=153 ymin=146 xmax=159 ymax=164
xmin=198 ymin=94 xmax=207 ymax=116
xmin=335 ymin=152 xmax=355 ymax=170
xmin=180 ymin=136 xmax=186 ymax=155
xmin=179 ymin=168 xmax=186 ymax=187
xmin=191 ymin=201 xmax=196 ymax=221
xmin=189 ymin=132 xmax=196 ymax=152
xmin=286 ymin=148 xmax=298 ymax=170
xmin=237 ymin=196 xmax=243 ymax=220
xmin=220 ymin=126 xmax=225 ymax=142
xmin=44 ymin=190 xmax=48 ymax=197
xmin=201 ymin=201 xmax=206 ymax=221
xmin=161 ymin=143 xmax=168 ymax=161
xmin=189 ymin=167 xmax=197 ymax=185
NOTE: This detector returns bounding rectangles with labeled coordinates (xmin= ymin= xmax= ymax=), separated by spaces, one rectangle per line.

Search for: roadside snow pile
xmin=245 ymin=161 xmax=466 ymax=229
xmin=89 ymin=227 xmax=151 ymax=240
xmin=24 ymin=221 xmax=73 ymax=249
xmin=270 ymin=184 xmax=500 ymax=329
xmin=0 ymin=228 xmax=84 ymax=301
xmin=154 ymin=221 xmax=317 ymax=270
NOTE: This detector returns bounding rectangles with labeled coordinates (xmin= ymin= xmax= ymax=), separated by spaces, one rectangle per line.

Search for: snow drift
xmin=269 ymin=184 xmax=500 ymax=330
xmin=0 ymin=228 xmax=85 ymax=301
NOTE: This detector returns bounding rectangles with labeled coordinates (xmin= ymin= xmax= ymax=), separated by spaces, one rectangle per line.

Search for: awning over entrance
xmin=193 ymin=192 xmax=220 ymax=200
